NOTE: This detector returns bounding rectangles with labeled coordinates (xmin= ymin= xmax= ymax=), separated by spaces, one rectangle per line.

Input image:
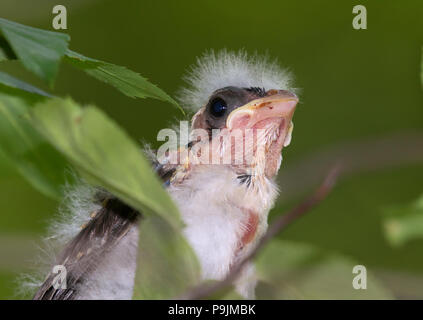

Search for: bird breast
xmin=167 ymin=165 xmax=278 ymax=282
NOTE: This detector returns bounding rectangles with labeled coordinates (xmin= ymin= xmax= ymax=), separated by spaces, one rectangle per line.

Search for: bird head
xmin=175 ymin=50 xmax=298 ymax=179
xmin=190 ymin=86 xmax=297 ymax=178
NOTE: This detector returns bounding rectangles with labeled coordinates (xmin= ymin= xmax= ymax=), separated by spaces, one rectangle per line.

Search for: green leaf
xmin=65 ymin=50 xmax=185 ymax=115
xmin=0 ymin=18 xmax=69 ymax=85
xmin=0 ymin=93 xmax=71 ymax=200
xmin=0 ymin=18 xmax=182 ymax=113
xmin=29 ymin=97 xmax=199 ymax=298
xmin=255 ymin=240 xmax=393 ymax=299
xmin=382 ymin=194 xmax=423 ymax=247
xmin=133 ymin=214 xmax=201 ymax=299
xmin=29 ymin=97 xmax=183 ymax=228
xmin=0 ymin=71 xmax=51 ymax=97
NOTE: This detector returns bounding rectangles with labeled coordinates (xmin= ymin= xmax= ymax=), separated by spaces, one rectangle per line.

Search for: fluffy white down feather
xmin=177 ymin=49 xmax=294 ymax=111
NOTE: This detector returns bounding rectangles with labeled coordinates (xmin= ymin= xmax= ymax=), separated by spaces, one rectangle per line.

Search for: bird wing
xmin=33 ymin=196 xmax=139 ymax=300
xmin=33 ymin=159 xmax=177 ymax=300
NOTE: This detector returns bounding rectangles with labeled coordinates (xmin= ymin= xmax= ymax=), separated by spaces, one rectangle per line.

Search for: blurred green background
xmin=0 ymin=0 xmax=422 ymax=299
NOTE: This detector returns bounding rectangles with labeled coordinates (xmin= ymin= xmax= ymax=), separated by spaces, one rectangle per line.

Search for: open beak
xmin=226 ymin=90 xmax=298 ymax=145
xmin=226 ymin=90 xmax=298 ymax=130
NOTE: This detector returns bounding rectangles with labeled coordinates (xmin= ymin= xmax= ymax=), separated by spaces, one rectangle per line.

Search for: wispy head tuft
xmin=177 ymin=49 xmax=295 ymax=111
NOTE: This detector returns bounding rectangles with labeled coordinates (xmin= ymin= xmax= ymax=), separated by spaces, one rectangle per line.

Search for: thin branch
xmin=180 ymin=165 xmax=341 ymax=300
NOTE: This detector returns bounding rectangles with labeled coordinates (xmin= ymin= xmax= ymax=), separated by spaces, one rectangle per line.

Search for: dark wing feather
xmin=33 ymin=157 xmax=177 ymax=300
xmin=33 ymin=197 xmax=139 ymax=300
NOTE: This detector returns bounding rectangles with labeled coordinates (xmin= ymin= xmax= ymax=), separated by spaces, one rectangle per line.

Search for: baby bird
xmin=33 ymin=50 xmax=298 ymax=300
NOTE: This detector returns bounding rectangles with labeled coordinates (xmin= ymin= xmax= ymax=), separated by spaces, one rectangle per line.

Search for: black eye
xmin=209 ymin=98 xmax=227 ymax=117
